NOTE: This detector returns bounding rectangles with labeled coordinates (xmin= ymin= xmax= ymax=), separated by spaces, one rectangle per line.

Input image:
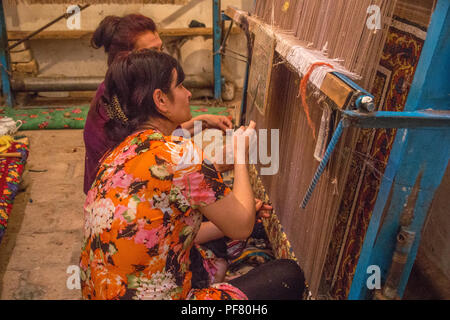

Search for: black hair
xmin=102 ymin=49 xmax=185 ymax=146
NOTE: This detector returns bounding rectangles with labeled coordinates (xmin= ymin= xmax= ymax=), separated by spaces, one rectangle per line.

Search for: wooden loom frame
xmin=225 ymin=2 xmax=450 ymax=300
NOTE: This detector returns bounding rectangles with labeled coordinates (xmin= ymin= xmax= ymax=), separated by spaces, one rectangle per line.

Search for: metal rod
xmin=221 ymin=47 xmax=248 ymax=59
xmin=219 ymin=52 xmax=248 ymax=63
xmin=301 ymin=120 xmax=345 ymax=209
xmin=240 ymin=60 xmax=250 ymax=126
xmin=10 ymin=76 xmax=214 ymax=92
xmin=11 ymin=76 xmax=103 ymax=92
xmin=220 ymin=19 xmax=233 ymax=53
xmin=301 ymin=108 xmax=450 ymax=210
xmin=374 ymin=227 xmax=416 ymax=300
xmin=7 ymin=4 xmax=90 ymax=51
xmin=374 ymin=172 xmax=422 ymax=300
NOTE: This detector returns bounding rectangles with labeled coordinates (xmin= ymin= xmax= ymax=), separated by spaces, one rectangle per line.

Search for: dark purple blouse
xmin=83 ymin=82 xmax=114 ymax=194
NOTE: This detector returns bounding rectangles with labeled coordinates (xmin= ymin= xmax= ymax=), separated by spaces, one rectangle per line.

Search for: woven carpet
xmin=0 ymin=105 xmax=230 ymax=131
xmin=323 ymin=8 xmax=431 ymax=299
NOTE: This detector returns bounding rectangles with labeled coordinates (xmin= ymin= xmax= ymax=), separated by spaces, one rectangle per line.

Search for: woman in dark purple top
xmin=83 ymin=82 xmax=108 ymax=194
xmin=84 ymin=14 xmax=232 ymax=194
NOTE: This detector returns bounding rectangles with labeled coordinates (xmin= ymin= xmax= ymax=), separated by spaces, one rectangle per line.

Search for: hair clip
xmin=106 ymin=95 xmax=128 ymax=124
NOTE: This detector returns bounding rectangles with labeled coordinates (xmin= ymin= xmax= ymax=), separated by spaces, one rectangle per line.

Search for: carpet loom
xmin=236 ymin=0 xmax=436 ymax=299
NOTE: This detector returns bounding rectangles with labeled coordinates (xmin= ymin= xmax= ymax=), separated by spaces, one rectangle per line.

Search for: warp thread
xmin=298 ymin=62 xmax=333 ymax=140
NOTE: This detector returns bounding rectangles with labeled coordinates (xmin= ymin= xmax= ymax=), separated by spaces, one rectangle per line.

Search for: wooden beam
xmin=321 ymin=75 xmax=353 ymax=109
xmin=8 ymin=30 xmax=91 ymax=40
xmin=7 ymin=27 xmax=241 ymax=41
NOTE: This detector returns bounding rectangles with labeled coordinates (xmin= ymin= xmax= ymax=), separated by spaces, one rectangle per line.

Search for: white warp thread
xmin=232 ymin=8 xmax=361 ymax=89
xmin=275 ymin=31 xmax=361 ymax=89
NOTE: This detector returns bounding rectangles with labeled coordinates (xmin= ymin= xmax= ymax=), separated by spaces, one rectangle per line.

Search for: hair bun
xmin=91 ymin=15 xmax=120 ymax=51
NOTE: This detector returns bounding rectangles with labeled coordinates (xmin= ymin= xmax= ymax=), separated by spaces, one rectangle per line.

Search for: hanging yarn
xmin=298 ymin=62 xmax=333 ymax=140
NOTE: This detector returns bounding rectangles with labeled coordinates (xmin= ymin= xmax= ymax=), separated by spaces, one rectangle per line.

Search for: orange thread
xmin=298 ymin=62 xmax=334 ymax=140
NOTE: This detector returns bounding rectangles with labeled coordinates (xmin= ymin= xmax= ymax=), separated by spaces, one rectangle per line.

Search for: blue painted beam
xmin=342 ymin=110 xmax=450 ymax=128
xmin=0 ymin=1 xmax=13 ymax=107
xmin=301 ymin=108 xmax=450 ymax=209
xmin=332 ymin=72 xmax=374 ymax=98
xmin=369 ymin=128 xmax=449 ymax=298
xmin=213 ymin=0 xmax=222 ymax=100
xmin=348 ymin=0 xmax=450 ymax=300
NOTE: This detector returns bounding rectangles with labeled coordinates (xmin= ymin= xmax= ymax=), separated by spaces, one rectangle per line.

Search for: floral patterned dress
xmin=80 ymin=129 xmax=247 ymax=300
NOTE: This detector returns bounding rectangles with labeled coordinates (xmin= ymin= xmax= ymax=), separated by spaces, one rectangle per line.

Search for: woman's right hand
xmin=199 ymin=121 xmax=257 ymax=240
xmin=214 ymin=121 xmax=256 ymax=171
xmin=233 ymin=121 xmax=256 ymax=165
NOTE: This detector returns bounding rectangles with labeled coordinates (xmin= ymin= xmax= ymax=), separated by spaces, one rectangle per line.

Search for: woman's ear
xmin=153 ymin=89 xmax=169 ymax=115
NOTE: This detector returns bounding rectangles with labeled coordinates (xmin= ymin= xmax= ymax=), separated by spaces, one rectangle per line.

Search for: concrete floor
xmin=0 ymin=127 xmax=447 ymax=300
xmin=0 ymin=129 xmax=84 ymax=300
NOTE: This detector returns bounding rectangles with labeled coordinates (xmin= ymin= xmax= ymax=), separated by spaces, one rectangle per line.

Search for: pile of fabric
xmin=225 ymin=226 xmax=275 ymax=280
xmin=221 ymin=173 xmax=275 ymax=282
xmin=0 ymin=135 xmax=29 ymax=244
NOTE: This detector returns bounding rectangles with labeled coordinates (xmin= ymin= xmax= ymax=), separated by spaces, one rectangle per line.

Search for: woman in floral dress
xmin=80 ymin=49 xmax=305 ymax=300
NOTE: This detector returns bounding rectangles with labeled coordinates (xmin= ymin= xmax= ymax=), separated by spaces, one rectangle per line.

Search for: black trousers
xmin=228 ymin=259 xmax=306 ymax=300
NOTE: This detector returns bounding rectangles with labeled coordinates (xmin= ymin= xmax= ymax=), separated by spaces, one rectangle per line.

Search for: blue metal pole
xmin=342 ymin=110 xmax=450 ymax=128
xmin=348 ymin=0 xmax=450 ymax=300
xmin=301 ymin=120 xmax=344 ymax=208
xmin=0 ymin=1 xmax=13 ymax=107
xmin=332 ymin=72 xmax=373 ymax=96
xmin=213 ymin=0 xmax=222 ymax=100
xmin=301 ymin=109 xmax=450 ymax=210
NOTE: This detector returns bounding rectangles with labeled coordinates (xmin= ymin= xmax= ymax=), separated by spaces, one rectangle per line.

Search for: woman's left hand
xmin=198 ymin=114 xmax=233 ymax=132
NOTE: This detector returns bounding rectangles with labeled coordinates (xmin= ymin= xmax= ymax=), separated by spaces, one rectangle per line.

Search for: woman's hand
xmin=254 ymin=198 xmax=272 ymax=222
xmin=233 ymin=121 xmax=256 ymax=165
xmin=181 ymin=114 xmax=232 ymax=136
xmin=196 ymin=198 xmax=272 ymax=244
xmin=212 ymin=121 xmax=256 ymax=172
xmin=200 ymin=122 xmax=257 ymax=240
xmin=198 ymin=114 xmax=233 ymax=132
xmin=195 ymin=198 xmax=273 ymax=244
